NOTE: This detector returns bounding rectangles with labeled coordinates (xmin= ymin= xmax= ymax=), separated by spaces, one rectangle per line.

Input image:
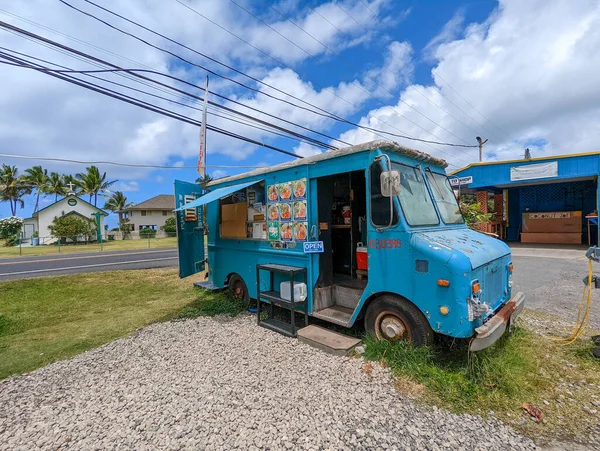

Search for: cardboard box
xmin=221 ymin=203 xmax=247 ymax=239
xmin=522 ymin=211 xmax=582 ymax=233
xmin=521 ymin=232 xmax=582 ymax=244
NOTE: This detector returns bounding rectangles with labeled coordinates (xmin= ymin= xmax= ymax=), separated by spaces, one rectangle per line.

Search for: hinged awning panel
xmin=174 ymin=180 xmax=260 ymax=211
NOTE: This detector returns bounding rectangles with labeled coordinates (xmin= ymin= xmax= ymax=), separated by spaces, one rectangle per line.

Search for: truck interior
xmin=313 ymin=169 xmax=367 ymax=326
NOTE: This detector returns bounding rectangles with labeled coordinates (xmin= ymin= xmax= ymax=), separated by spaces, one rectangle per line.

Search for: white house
xmin=120 ymin=194 xmax=175 ymax=231
xmin=22 ymin=194 xmax=107 ymax=242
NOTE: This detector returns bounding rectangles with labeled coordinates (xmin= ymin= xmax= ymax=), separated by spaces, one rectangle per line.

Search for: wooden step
xmin=297 ymin=325 xmax=361 ymax=356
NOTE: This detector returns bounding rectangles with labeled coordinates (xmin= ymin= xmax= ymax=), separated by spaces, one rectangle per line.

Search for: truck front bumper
xmin=469 ymin=292 xmax=525 ymax=352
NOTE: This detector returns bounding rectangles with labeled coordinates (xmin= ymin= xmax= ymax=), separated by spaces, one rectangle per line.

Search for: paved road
xmin=510 ymin=245 xmax=600 ymax=328
xmin=0 ymin=248 xmax=178 ymax=282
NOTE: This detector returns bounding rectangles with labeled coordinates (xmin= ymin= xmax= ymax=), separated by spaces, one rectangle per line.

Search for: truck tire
xmin=365 ymin=295 xmax=434 ymax=347
xmin=228 ymin=274 xmax=250 ymax=308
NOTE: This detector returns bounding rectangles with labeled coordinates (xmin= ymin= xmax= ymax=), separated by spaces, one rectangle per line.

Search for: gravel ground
xmin=0 ymin=315 xmax=536 ymax=451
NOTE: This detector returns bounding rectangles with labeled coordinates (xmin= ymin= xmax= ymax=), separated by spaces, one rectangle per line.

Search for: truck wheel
xmin=365 ymin=295 xmax=434 ymax=347
xmin=228 ymin=274 xmax=250 ymax=308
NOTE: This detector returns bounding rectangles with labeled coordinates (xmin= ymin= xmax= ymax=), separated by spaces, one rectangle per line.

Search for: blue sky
xmin=1 ymin=0 xmax=600 ymax=228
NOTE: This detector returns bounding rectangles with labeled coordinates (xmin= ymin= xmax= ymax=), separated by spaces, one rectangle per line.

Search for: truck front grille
xmin=480 ymin=257 xmax=506 ymax=308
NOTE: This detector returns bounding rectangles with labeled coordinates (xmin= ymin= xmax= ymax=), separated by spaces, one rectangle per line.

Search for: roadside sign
xmin=303 ymin=241 xmax=324 ymax=253
xmin=449 ymin=176 xmax=473 ymax=186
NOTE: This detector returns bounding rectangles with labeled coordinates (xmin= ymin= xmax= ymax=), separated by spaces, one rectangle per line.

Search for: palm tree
xmin=0 ymin=164 xmax=31 ymax=216
xmin=46 ymin=172 xmax=69 ymax=202
xmin=103 ymin=191 xmax=133 ymax=228
xmin=196 ymin=174 xmax=214 ymax=192
xmin=22 ymin=166 xmax=49 ymax=214
xmin=75 ymin=166 xmax=117 ymax=206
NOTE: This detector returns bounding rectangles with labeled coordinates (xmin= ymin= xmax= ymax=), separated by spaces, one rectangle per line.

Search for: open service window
xmin=219 ymin=181 xmax=267 ymax=240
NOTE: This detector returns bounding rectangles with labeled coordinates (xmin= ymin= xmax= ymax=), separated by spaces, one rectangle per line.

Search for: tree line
xmin=0 ymin=164 xmax=129 ymax=218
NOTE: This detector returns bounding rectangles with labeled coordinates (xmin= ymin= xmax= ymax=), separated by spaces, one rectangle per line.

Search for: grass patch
xmin=362 ymin=314 xmax=600 ymax=441
xmin=0 ymin=268 xmax=203 ymax=379
xmin=0 ymin=237 xmax=177 ymax=258
xmin=165 ymin=290 xmax=246 ymax=320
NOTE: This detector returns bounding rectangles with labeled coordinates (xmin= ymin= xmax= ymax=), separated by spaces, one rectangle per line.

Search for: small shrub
xmin=0 ymin=216 xmax=24 ymax=246
xmin=139 ymin=228 xmax=157 ymax=238
xmin=161 ymin=217 xmax=176 ymax=233
xmin=48 ymin=215 xmax=96 ymax=243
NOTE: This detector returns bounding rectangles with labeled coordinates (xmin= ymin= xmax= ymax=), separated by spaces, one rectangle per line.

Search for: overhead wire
xmin=68 ymin=0 xmax=478 ymax=154
xmin=0 ymin=46 xmax=337 ymax=150
xmin=0 ymin=52 xmax=302 ymax=159
xmin=0 ymin=20 xmax=343 ymax=150
xmin=257 ymin=0 xmax=477 ymax=148
xmin=0 ymin=18 xmax=479 ymax=172
xmin=0 ymin=152 xmax=267 ymax=169
xmin=305 ymin=4 xmax=488 ymax=143
xmin=352 ymin=3 xmax=523 ymax=154
xmin=168 ymin=0 xmax=479 ymax=159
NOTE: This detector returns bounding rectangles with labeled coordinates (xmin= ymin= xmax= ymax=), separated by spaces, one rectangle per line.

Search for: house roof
xmin=210 ymin=140 xmax=448 ymax=186
xmin=125 ymin=194 xmax=175 ymax=211
xmin=34 ymin=194 xmax=108 ymax=216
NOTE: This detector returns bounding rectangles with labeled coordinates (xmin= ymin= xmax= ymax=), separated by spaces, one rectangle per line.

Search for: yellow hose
xmin=549 ymin=259 xmax=593 ymax=344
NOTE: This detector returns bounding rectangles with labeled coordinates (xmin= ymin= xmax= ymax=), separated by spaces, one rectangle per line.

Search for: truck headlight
xmin=468 ymin=279 xmax=490 ymax=321
xmin=508 ymin=262 xmax=513 ymax=288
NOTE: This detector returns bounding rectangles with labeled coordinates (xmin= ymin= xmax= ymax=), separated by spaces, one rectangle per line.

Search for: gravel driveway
xmin=0 ymin=315 xmax=535 ymax=450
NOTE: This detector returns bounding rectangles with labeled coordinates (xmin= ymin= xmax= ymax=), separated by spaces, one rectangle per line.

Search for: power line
xmin=60 ymin=0 xmax=349 ymax=123
xmin=0 ymin=21 xmax=339 ymax=152
xmin=169 ymin=0 xmax=478 ymax=159
xmin=1 ymin=44 xmax=340 ymax=151
xmin=0 ymin=152 xmax=266 ymax=169
xmin=0 ymin=52 xmax=302 ymax=159
xmin=1 ymin=46 xmax=337 ymax=150
xmin=304 ymin=5 xmax=487 ymax=143
xmin=258 ymin=0 xmax=475 ymax=147
xmin=0 ymin=18 xmax=479 ymax=170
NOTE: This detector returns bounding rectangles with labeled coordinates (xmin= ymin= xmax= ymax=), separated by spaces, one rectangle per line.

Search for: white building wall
xmin=127 ymin=210 xmax=175 ymax=231
xmin=38 ymin=196 xmax=105 ymax=239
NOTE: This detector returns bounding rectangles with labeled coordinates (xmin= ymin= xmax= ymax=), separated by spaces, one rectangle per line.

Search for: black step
xmin=259 ymin=291 xmax=306 ymax=310
xmin=259 ymin=317 xmax=296 ymax=337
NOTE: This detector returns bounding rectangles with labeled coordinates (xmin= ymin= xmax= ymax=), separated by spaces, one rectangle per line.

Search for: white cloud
xmin=340 ymin=0 xmax=600 ymax=170
xmin=423 ymin=9 xmax=465 ymax=60
xmin=114 ymin=181 xmax=139 ymax=192
xmin=211 ymin=169 xmax=227 ymax=179
xmin=0 ymin=0 xmax=387 ymax=177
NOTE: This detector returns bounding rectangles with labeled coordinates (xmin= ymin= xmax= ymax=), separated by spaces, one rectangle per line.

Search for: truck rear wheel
xmin=365 ymin=295 xmax=433 ymax=347
xmin=228 ymin=274 xmax=250 ymax=308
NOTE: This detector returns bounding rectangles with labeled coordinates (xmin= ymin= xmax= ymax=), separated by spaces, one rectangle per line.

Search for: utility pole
xmin=476 ymin=136 xmax=488 ymax=162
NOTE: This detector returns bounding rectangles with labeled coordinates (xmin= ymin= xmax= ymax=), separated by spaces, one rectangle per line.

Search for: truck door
xmin=174 ymin=180 xmax=205 ymax=278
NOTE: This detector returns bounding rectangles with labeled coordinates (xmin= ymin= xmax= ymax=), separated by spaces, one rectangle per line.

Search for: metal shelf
xmin=260 ymin=317 xmax=295 ymax=337
xmin=260 ymin=291 xmax=306 ymax=310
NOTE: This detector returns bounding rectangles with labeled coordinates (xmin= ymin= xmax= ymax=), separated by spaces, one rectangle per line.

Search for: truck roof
xmin=209 ymin=140 xmax=448 ymax=186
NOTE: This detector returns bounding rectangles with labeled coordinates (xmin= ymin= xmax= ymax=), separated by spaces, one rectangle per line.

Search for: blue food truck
xmin=175 ymin=140 xmax=523 ymax=351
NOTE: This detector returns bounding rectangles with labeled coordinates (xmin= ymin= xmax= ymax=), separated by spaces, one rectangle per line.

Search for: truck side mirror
xmin=381 ymin=170 xmax=401 ymax=197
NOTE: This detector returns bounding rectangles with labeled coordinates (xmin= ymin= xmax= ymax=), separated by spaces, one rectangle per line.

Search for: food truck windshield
xmin=391 ymin=162 xmax=464 ymax=227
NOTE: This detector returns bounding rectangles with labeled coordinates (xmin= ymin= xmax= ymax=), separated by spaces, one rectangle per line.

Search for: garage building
xmin=449 ymin=152 xmax=600 ymax=246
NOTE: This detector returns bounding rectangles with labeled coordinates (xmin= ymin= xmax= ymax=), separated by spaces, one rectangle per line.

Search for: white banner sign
xmin=510 ymin=161 xmax=557 ymax=181
xmin=449 ymin=176 xmax=473 ymax=186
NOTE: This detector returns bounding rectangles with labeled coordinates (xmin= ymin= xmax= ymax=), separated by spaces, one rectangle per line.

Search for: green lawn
xmin=0 ymin=268 xmax=206 ymax=379
xmin=0 ymin=237 xmax=177 ymax=258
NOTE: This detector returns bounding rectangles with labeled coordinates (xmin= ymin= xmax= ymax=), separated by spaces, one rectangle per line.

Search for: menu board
xmin=266 ymin=178 xmax=307 ymax=242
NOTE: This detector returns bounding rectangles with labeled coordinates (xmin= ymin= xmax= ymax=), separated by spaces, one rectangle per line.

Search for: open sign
xmin=303 ymin=241 xmax=324 ymax=253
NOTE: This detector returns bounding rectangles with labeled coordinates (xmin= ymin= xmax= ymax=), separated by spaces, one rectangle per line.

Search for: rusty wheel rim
xmin=374 ymin=309 xmax=412 ymax=341
xmin=231 ymin=280 xmax=246 ymax=301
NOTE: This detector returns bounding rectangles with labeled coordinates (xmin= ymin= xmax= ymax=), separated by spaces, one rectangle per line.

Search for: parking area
xmin=510 ymin=244 xmax=600 ymax=329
